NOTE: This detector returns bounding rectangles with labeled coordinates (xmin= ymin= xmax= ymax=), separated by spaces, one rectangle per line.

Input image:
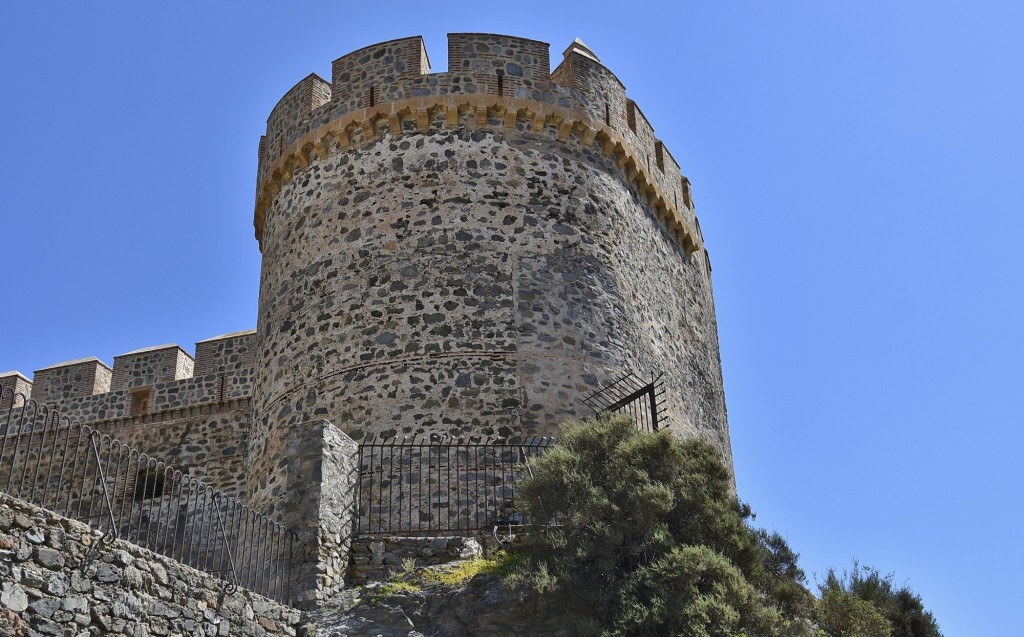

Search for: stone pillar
xmin=279 ymin=420 xmax=359 ymax=609
xmin=0 ymin=372 xmax=31 ymax=409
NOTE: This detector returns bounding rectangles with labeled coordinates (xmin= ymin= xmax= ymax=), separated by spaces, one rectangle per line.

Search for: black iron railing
xmin=0 ymin=388 xmax=296 ymax=603
xmin=580 ymin=371 xmax=667 ymax=432
xmin=356 ymin=435 xmax=555 ymax=535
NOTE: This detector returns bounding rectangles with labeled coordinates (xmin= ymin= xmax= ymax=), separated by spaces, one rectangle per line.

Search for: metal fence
xmin=0 ymin=388 xmax=296 ymax=603
xmin=580 ymin=371 xmax=667 ymax=433
xmin=356 ymin=435 xmax=556 ymax=535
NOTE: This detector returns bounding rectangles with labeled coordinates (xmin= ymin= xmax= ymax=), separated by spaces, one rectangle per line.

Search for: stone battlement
xmin=0 ymin=330 xmax=255 ymax=422
xmin=255 ymin=34 xmax=701 ymax=255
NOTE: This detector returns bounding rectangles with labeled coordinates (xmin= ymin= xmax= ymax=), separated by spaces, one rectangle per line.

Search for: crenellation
xmin=0 ymin=371 xmax=31 ymax=408
xmin=447 ymin=33 xmax=550 ymax=98
xmin=110 ymin=343 xmax=194 ymax=392
xmin=552 ymin=40 xmax=628 ymax=135
xmin=329 ymin=36 xmax=429 ymax=117
xmin=7 ymin=334 xmax=256 ymax=424
xmin=255 ymin=35 xmax=701 ymax=248
xmin=30 ymin=357 xmax=111 ymax=405
xmin=261 ymin=73 xmax=332 ymax=181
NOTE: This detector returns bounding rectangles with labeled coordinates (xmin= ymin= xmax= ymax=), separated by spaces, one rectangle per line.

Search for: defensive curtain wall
xmin=1 ymin=331 xmax=255 ymax=500
xmin=0 ymin=33 xmax=733 ymax=622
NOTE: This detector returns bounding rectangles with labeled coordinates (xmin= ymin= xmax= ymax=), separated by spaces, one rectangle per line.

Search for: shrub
xmin=818 ymin=564 xmax=942 ymax=637
xmin=514 ymin=415 xmax=805 ymax=636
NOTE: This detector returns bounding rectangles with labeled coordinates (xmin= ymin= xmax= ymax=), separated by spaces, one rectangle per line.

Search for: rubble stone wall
xmin=0 ymin=493 xmax=299 ymax=637
xmin=250 ymin=121 xmax=730 ymax=511
xmin=348 ymin=535 xmax=482 ymax=584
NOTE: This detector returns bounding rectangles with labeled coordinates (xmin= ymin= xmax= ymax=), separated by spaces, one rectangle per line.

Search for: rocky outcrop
xmin=308 ymin=572 xmax=585 ymax=637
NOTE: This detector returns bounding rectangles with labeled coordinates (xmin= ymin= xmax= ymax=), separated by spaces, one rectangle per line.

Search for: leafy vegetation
xmin=361 ymin=415 xmax=942 ymax=636
xmin=371 ymin=579 xmax=421 ymax=601
xmin=509 ymin=414 xmax=941 ymax=637
xmin=420 ymin=553 xmax=521 ymax=587
xmin=816 ymin=587 xmax=893 ymax=637
xmin=817 ymin=564 xmax=942 ymax=637
xmin=513 ymin=415 xmax=809 ymax=636
xmin=369 ymin=553 xmax=520 ymax=603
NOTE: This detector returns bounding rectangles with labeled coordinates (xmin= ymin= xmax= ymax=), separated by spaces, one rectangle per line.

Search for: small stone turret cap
xmin=563 ymin=37 xmax=601 ymax=62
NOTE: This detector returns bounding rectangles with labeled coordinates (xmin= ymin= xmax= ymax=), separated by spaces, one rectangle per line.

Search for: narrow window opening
xmin=605 ymin=103 xmax=610 ymax=126
xmin=134 ymin=467 xmax=166 ymax=501
xmin=368 ymin=85 xmax=376 ymax=108
xmin=496 ymin=70 xmax=504 ymax=97
xmin=655 ymin=141 xmax=665 ymax=172
xmin=626 ymin=101 xmax=637 ymax=133
xmin=130 ymin=388 xmax=150 ymax=416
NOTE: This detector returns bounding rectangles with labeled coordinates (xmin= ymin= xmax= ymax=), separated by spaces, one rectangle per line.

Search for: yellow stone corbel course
xmin=254 ymin=95 xmax=703 ymax=257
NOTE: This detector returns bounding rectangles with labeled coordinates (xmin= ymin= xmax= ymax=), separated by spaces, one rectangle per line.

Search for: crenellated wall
xmin=329 ymin=37 xmax=430 ymax=116
xmin=29 ymin=358 xmax=111 ymax=406
xmin=0 ymin=372 xmax=31 ymax=409
xmin=1 ymin=331 xmax=257 ymax=497
xmin=253 ymin=33 xmax=701 ymax=254
xmin=6 ymin=331 xmax=256 ymax=414
xmin=111 ymin=344 xmax=194 ymax=391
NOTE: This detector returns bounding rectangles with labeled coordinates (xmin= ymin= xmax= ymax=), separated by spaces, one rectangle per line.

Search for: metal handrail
xmin=0 ymin=387 xmax=296 ymax=604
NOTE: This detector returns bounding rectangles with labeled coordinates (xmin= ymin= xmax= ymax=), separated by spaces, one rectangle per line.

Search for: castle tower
xmin=249 ymin=34 xmax=731 ymax=518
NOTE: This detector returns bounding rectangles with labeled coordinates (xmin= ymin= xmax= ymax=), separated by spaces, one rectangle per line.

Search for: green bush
xmin=818 ymin=564 xmax=942 ymax=637
xmin=816 ymin=588 xmax=893 ymax=637
xmin=514 ymin=415 xmax=808 ymax=636
xmin=614 ymin=544 xmax=782 ymax=637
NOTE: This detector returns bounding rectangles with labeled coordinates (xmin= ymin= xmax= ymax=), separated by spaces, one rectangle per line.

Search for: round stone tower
xmin=249 ymin=34 xmax=730 ymax=513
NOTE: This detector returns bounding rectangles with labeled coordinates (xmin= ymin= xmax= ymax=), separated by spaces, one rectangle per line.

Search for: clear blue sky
xmin=2 ymin=2 xmax=1021 ymax=633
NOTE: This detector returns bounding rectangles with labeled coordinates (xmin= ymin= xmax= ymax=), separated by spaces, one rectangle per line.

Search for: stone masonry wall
xmin=97 ymin=403 xmax=252 ymax=499
xmin=0 ymin=373 xmax=31 ymax=409
xmin=111 ymin=345 xmax=195 ymax=392
xmin=1 ymin=332 xmax=257 ymax=498
xmin=250 ymin=119 xmax=731 ymax=513
xmin=275 ymin=421 xmax=358 ymax=608
xmin=0 ymin=400 xmax=250 ymax=499
xmin=348 ymin=535 xmax=482 ymax=584
xmin=248 ymin=34 xmax=731 ymax=519
xmin=30 ymin=359 xmax=111 ymax=406
xmin=256 ymin=34 xmax=697 ymax=233
xmin=0 ymin=493 xmax=299 ymax=637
